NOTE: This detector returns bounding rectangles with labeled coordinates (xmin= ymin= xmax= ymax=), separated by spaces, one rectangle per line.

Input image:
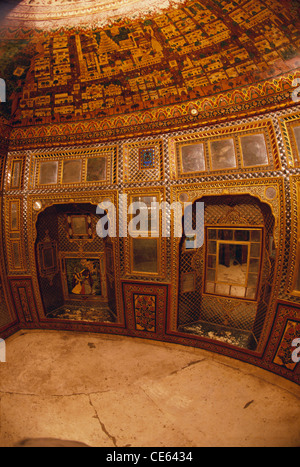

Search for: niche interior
xmin=35 ymin=203 xmax=117 ymax=323
xmin=177 ymin=194 xmax=275 ymax=351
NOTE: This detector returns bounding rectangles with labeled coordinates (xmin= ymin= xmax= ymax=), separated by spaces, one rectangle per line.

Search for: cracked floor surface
xmin=0 ymin=330 xmax=299 ymax=447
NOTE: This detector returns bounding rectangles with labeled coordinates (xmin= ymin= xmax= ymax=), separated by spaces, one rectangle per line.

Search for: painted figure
xmin=72 ymin=268 xmax=93 ymax=295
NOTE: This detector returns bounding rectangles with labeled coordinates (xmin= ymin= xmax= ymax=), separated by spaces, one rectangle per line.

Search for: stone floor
xmin=178 ymin=321 xmax=257 ymax=350
xmin=0 ymin=329 xmax=299 ymax=447
xmin=46 ymin=304 xmax=115 ymax=323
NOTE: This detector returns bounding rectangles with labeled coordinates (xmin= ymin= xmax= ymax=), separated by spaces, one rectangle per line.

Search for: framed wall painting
xmin=62 ymin=159 xmax=82 ymax=184
xmin=122 ymin=282 xmax=169 ymax=337
xmin=63 ymin=257 xmax=102 ymax=300
xmin=181 ymin=272 xmax=196 ymax=293
xmin=133 ymin=293 xmax=156 ymax=332
xmin=129 ymin=195 xmax=159 ymax=236
xmin=38 ymin=161 xmax=59 ymax=186
xmin=293 ymin=126 xmax=300 ymax=162
xmin=179 ymin=142 xmax=206 ymax=174
xmin=11 ymin=241 xmax=22 ymax=269
xmin=10 ymin=201 xmax=19 ymax=231
xmin=240 ymin=133 xmax=269 ymax=167
xmin=131 ymin=237 xmax=159 ymax=275
xmin=123 ymin=139 xmax=164 ymax=183
xmin=66 ymin=214 xmax=93 ymax=240
xmin=139 ymin=147 xmax=155 ymax=170
xmin=86 ymin=157 xmax=107 ymax=182
xmin=209 ymin=138 xmax=237 ymax=171
xmin=10 ymin=160 xmax=23 ymax=189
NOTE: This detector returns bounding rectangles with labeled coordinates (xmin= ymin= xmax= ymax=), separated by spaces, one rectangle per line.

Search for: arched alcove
xmin=177 ymin=194 xmax=276 ymax=351
xmin=35 ymin=203 xmax=117 ymax=324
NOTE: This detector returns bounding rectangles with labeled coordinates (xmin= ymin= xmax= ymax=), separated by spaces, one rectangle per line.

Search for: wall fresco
xmin=0 ymin=0 xmax=300 ymax=129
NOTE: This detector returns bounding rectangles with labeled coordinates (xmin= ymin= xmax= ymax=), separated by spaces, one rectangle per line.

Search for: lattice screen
xmin=123 ymin=139 xmax=164 ymax=184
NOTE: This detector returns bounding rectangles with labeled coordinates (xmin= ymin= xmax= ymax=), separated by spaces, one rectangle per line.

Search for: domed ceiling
xmin=0 ymin=0 xmax=177 ymax=29
xmin=0 ymin=0 xmax=300 ymax=134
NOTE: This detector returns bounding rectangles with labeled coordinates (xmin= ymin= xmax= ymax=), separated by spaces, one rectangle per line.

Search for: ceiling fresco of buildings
xmin=0 ymin=0 xmax=300 ymax=130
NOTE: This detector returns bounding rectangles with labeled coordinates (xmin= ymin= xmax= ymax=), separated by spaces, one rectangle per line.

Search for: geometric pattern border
xmin=264 ymin=301 xmax=300 ymax=384
xmin=122 ymin=281 xmax=169 ymax=338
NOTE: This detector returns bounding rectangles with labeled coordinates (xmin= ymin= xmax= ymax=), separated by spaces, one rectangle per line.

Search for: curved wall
xmin=1 ymin=104 xmax=300 ymax=385
xmin=0 ymin=119 xmax=18 ymax=338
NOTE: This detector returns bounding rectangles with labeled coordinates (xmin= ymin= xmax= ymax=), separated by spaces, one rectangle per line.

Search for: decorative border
xmin=4 ymin=196 xmax=27 ymax=274
xmin=6 ymin=156 xmax=25 ymax=191
xmin=168 ymin=119 xmax=280 ymax=179
xmin=279 ymin=111 xmax=300 ymax=167
xmin=122 ymin=186 xmax=167 ymax=279
xmin=29 ymin=145 xmax=118 ymax=189
xmin=286 ymin=175 xmax=300 ymax=296
xmin=263 ymin=301 xmax=300 ymax=383
xmin=122 ymin=281 xmax=169 ymax=338
xmin=123 ymin=139 xmax=164 ymax=184
xmin=8 ymin=277 xmax=39 ymax=325
xmin=0 ymin=119 xmax=11 ymax=191
xmin=8 ymin=71 xmax=300 ymax=150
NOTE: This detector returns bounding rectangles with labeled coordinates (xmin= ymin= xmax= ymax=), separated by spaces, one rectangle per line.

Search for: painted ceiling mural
xmin=0 ymin=0 xmax=300 ymax=129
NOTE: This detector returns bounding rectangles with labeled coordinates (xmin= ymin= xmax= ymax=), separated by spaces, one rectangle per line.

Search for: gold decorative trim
xmin=279 ymin=111 xmax=300 ymax=168
xmin=123 ymin=139 xmax=164 ymax=184
xmin=5 ymin=155 xmax=26 ymax=191
xmin=286 ymin=175 xmax=300 ymax=296
xmin=4 ymin=196 xmax=27 ymax=273
xmin=169 ymin=119 xmax=281 ymax=179
xmin=29 ymin=145 xmax=118 ymax=189
xmin=123 ymin=186 xmax=167 ymax=279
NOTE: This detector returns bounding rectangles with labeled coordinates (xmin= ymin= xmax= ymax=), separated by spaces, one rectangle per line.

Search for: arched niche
xmin=176 ymin=194 xmax=275 ymax=351
xmin=34 ymin=203 xmax=118 ymax=323
xmin=169 ymin=179 xmax=285 ymax=354
xmin=27 ymin=191 xmax=122 ymax=325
